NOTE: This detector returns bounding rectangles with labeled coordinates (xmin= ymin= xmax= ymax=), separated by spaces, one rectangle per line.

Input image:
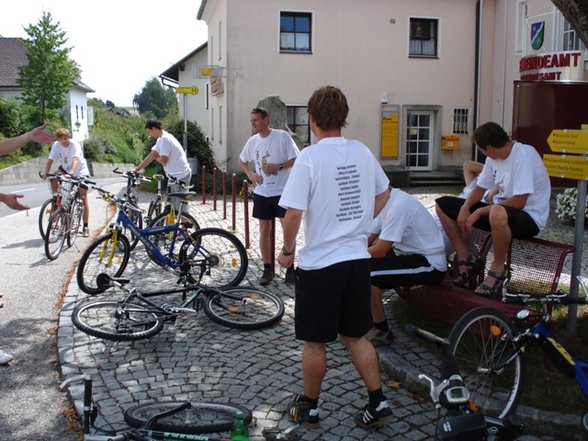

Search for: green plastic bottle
xmin=231 ymin=410 xmax=249 ymax=441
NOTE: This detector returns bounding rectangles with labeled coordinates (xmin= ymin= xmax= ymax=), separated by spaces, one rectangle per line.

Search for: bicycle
xmin=60 ymin=374 xmax=253 ymax=440
xmin=44 ymin=173 xmax=92 ymax=260
xmin=72 ymin=273 xmax=285 ymax=340
xmin=447 ymin=275 xmax=588 ymax=430
xmin=76 ymin=186 xmax=247 ymax=295
xmin=405 ymin=324 xmax=524 ymax=440
xmin=112 ymin=168 xmax=200 ymax=251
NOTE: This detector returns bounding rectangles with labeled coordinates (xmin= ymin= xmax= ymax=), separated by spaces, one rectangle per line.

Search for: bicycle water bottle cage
xmin=437 ymin=413 xmax=486 ymax=441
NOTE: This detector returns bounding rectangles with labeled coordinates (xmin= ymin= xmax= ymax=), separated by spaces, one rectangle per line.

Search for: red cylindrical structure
xmin=243 ymin=180 xmax=250 ymax=249
xmin=222 ymin=170 xmax=227 ymax=220
xmin=212 ymin=167 xmax=218 ymax=211
xmin=231 ymin=173 xmax=237 ymax=231
xmin=201 ymin=165 xmax=206 ymax=204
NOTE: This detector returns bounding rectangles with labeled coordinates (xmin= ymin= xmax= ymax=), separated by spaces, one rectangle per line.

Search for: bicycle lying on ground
xmin=406 ymin=324 xmax=524 ymax=440
xmin=72 ymin=273 xmax=285 ymax=341
xmin=448 ymin=275 xmax=588 ymax=432
xmin=76 ymin=186 xmax=247 ymax=295
xmin=112 ymin=169 xmax=200 ymax=250
xmin=60 ymin=374 xmax=252 ymax=440
xmin=43 ymin=173 xmax=93 ymax=260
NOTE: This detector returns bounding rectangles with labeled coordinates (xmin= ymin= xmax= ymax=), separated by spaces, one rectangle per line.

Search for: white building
xmin=195 ymin=0 xmax=587 ymax=174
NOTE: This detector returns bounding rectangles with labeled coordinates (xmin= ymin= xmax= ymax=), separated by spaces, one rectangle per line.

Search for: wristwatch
xmin=281 ymin=246 xmax=294 ymax=256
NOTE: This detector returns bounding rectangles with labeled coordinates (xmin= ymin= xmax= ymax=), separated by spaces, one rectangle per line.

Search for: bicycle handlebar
xmin=113 ymin=167 xmax=152 ymax=183
xmin=502 ymin=292 xmax=588 ymax=306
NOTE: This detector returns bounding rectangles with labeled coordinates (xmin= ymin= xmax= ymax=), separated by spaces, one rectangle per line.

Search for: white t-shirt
xmin=279 ymin=137 xmax=390 ymax=270
xmin=477 ymin=141 xmax=551 ymax=230
xmin=152 ymin=130 xmax=191 ymax=179
xmin=372 ymin=189 xmax=447 ymax=272
xmin=239 ymin=129 xmax=299 ymax=197
xmin=48 ymin=140 xmax=90 ymax=177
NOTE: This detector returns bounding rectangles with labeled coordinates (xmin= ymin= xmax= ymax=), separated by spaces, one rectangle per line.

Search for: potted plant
xmin=555 ymin=187 xmax=588 ymax=227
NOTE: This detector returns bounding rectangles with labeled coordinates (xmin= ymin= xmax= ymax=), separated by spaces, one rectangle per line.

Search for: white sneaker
xmin=82 ymin=226 xmax=90 ymax=237
xmin=365 ymin=327 xmax=395 ymax=345
xmin=0 ymin=351 xmax=13 ymax=365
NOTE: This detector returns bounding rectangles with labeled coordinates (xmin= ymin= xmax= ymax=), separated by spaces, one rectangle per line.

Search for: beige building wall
xmin=177 ymin=48 xmax=210 ymax=137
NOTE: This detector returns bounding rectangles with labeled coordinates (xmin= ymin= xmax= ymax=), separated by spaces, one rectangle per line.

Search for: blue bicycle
xmin=448 ymin=275 xmax=588 ymax=431
xmin=76 ymin=187 xmax=247 ymax=295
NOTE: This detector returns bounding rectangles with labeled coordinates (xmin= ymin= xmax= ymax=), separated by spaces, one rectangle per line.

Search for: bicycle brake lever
xmin=418 ymin=374 xmax=438 ymax=403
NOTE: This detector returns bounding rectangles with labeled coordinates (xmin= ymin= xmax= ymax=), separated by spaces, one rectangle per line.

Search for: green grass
xmin=391 ymin=296 xmax=588 ymax=415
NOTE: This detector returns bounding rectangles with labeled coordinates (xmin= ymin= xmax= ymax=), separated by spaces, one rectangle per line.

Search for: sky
xmin=0 ymin=0 xmax=208 ymax=107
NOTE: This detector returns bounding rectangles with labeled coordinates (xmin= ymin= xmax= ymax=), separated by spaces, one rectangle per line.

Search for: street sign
xmin=544 ymin=154 xmax=588 ymax=180
xmin=175 ymin=86 xmax=199 ymax=95
xmin=547 ymin=129 xmax=588 ymax=154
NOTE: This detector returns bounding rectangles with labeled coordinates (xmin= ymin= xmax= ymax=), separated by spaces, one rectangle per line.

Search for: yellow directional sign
xmin=544 ymin=154 xmax=588 ymax=180
xmin=547 ymin=129 xmax=588 ymax=154
xmin=175 ymin=86 xmax=199 ymax=95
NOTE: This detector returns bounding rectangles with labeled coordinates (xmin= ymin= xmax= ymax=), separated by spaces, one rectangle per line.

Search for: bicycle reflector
xmin=489 ymin=324 xmax=502 ymax=337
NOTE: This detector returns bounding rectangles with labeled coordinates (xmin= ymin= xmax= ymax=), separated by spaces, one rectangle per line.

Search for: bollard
xmin=222 ymin=169 xmax=227 ymax=220
xmin=243 ymin=180 xmax=250 ymax=249
xmin=231 ymin=173 xmax=237 ymax=232
xmin=212 ymin=167 xmax=218 ymax=211
xmin=201 ymin=165 xmax=206 ymax=204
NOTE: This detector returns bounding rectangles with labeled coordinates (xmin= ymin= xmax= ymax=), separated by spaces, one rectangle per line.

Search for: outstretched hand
xmin=30 ymin=124 xmax=54 ymax=144
xmin=0 ymin=193 xmax=29 ymax=211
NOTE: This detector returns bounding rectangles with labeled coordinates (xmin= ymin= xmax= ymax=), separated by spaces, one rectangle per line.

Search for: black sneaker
xmin=287 ymin=394 xmax=320 ymax=428
xmin=354 ymin=400 xmax=394 ymax=429
xmin=259 ymin=268 xmax=273 ymax=286
xmin=285 ymin=267 xmax=295 ymax=284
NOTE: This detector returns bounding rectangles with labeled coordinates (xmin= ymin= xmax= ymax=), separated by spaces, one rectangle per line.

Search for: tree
xmin=17 ymin=11 xmax=80 ymax=123
xmin=133 ymin=78 xmax=177 ymax=119
xmin=550 ymin=0 xmax=588 ymax=47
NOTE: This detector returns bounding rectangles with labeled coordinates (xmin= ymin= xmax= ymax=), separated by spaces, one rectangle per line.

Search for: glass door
xmin=406 ymin=111 xmax=434 ymax=170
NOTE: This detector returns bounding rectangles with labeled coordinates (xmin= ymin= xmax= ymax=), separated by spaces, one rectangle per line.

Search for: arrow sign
xmin=175 ymin=86 xmax=199 ymax=95
xmin=547 ymin=129 xmax=588 ymax=154
xmin=544 ymin=154 xmax=588 ymax=180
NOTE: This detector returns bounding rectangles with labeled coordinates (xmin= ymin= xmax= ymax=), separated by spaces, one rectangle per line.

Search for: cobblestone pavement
xmin=58 ymin=186 xmax=586 ymax=440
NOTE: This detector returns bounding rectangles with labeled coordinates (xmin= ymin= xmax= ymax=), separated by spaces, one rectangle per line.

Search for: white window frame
xmin=515 ymin=1 xmax=528 ymax=55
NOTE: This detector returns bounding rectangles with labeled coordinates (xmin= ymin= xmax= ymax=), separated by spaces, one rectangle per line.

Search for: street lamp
xmin=73 ymin=120 xmax=81 ymax=132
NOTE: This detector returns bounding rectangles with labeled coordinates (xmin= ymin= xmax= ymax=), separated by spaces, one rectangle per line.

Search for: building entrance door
xmin=406 ymin=111 xmax=434 ymax=170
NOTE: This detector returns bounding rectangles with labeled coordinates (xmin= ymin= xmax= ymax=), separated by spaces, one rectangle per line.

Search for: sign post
xmin=545 ymin=128 xmax=588 ymax=335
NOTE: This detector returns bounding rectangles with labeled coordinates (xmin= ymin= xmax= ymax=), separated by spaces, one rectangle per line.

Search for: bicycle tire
xmin=76 ymin=232 xmax=131 ymax=295
xmin=67 ymin=197 xmax=84 ymax=248
xmin=44 ymin=208 xmax=67 ymax=260
xmin=146 ymin=199 xmax=163 ymax=224
xmin=124 ymin=401 xmax=252 ymax=434
xmin=179 ymin=228 xmax=248 ymax=289
xmin=72 ymin=299 xmax=164 ymax=341
xmin=204 ymin=287 xmax=285 ymax=330
xmin=448 ymin=307 xmax=524 ymax=419
xmin=38 ymin=197 xmax=54 ymax=240
xmin=147 ymin=211 xmax=201 ymax=264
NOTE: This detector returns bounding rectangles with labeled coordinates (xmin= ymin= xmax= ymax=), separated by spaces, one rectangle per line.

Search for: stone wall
xmin=0 ymin=158 xmax=135 ymax=185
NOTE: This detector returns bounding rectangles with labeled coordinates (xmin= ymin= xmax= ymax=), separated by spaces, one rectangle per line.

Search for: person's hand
xmin=278 ymin=252 xmax=294 ymax=268
xmin=0 ymin=193 xmax=29 ymax=211
xmin=261 ymin=162 xmax=279 ymax=175
xmin=247 ymin=171 xmax=262 ymax=185
xmin=29 ymin=124 xmax=54 ymax=144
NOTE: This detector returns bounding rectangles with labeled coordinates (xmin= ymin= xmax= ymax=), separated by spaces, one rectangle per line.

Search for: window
xmin=287 ymin=106 xmax=310 ymax=145
xmin=280 ymin=12 xmax=311 ymax=53
xmin=218 ymin=21 xmax=222 ymax=61
xmin=563 ymin=20 xmax=581 ymax=51
xmin=452 ymin=108 xmax=470 ymax=134
xmin=515 ymin=1 xmax=527 ymax=54
xmin=409 ymin=18 xmax=438 ymax=57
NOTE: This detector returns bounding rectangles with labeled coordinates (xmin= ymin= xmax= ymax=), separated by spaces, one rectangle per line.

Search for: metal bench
xmin=396 ymin=228 xmax=576 ymax=325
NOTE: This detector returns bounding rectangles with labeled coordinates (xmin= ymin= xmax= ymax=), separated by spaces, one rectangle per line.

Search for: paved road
xmin=0 ymin=182 xmax=123 ymax=440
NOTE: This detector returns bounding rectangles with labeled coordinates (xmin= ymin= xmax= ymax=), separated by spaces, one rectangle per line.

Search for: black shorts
xmin=370 ymin=250 xmax=446 ymax=289
xmin=435 ymin=196 xmax=539 ymax=239
xmin=252 ymin=194 xmax=286 ymax=220
xmin=294 ymin=259 xmax=372 ymax=342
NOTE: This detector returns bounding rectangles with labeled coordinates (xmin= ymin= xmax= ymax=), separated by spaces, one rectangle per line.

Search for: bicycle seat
xmin=167 ymin=191 xmax=197 ymax=201
xmin=152 ymin=174 xmax=165 ymax=181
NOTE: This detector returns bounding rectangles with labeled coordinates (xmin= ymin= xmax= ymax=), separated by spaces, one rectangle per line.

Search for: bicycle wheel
xmin=124 ymin=401 xmax=252 ymax=434
xmin=147 ymin=211 xmax=201 ymax=261
xmin=178 ymin=228 xmax=247 ymax=289
xmin=146 ymin=199 xmax=162 ymax=225
xmin=44 ymin=208 xmax=67 ymax=260
xmin=76 ymin=232 xmax=131 ymax=295
xmin=67 ymin=197 xmax=84 ymax=248
xmin=38 ymin=197 xmax=54 ymax=240
xmin=448 ymin=307 xmax=524 ymax=419
xmin=72 ymin=299 xmax=164 ymax=341
xmin=204 ymin=287 xmax=285 ymax=330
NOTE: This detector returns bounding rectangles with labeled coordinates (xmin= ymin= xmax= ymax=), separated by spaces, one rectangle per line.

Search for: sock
xmin=374 ymin=320 xmax=389 ymax=332
xmin=368 ymin=388 xmax=386 ymax=408
xmin=264 ymin=263 xmax=271 ymax=270
xmin=83 ymin=223 xmax=88 ymax=228
xmin=304 ymin=396 xmax=319 ymax=409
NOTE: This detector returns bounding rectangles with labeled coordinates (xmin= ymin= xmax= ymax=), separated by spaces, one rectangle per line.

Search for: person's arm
xmin=368 ymin=238 xmax=393 ymax=259
xmin=41 ymin=159 xmax=55 ymax=179
xmin=462 ymin=160 xmax=484 ymax=185
xmin=0 ymin=193 xmax=29 ymax=211
xmin=135 ymin=151 xmax=159 ymax=171
xmin=0 ymin=124 xmax=54 ymax=156
xmin=240 ymin=159 xmax=262 ymax=185
xmin=278 ymin=207 xmax=302 ymax=268
xmin=374 ymin=187 xmax=391 ymax=218
xmin=262 ymin=157 xmax=296 ymax=175
xmin=68 ymin=156 xmax=81 ymax=175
